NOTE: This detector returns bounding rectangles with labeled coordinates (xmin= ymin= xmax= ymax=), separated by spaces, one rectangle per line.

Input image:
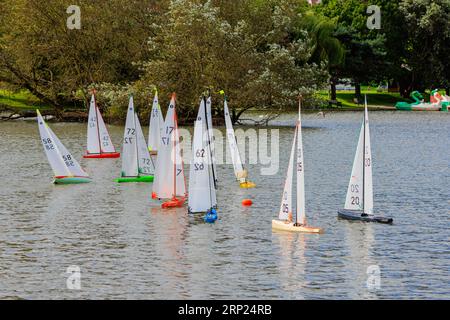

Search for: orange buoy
xmin=242 ymin=199 xmax=253 ymax=206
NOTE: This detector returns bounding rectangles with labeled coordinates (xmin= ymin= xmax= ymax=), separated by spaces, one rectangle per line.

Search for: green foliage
xmin=299 ymin=12 xmax=345 ymax=67
xmin=0 ymin=0 xmax=331 ymax=120
xmin=0 ymin=0 xmax=162 ymax=109
xmin=318 ymin=0 xmax=388 ymax=84
xmin=398 ymin=0 xmax=450 ymax=89
xmin=7 ymin=0 xmax=448 ymax=118
xmin=317 ymin=0 xmax=450 ymax=96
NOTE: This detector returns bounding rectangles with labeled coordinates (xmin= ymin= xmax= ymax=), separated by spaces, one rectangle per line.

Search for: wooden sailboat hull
xmin=115 ymin=175 xmax=154 ymax=183
xmin=83 ymin=152 xmax=120 ymax=159
xmin=338 ymin=209 xmax=393 ymax=224
xmin=53 ymin=176 xmax=92 ymax=184
xmin=272 ymin=219 xmax=324 ymax=234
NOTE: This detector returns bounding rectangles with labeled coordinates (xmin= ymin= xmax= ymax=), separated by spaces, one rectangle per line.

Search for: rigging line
xmin=204 ymin=94 xmax=217 ymax=190
xmin=132 ymin=99 xmax=140 ymax=178
xmin=362 ymin=97 xmax=366 ymax=214
xmin=295 ymin=97 xmax=301 ymax=225
xmin=173 ymin=104 xmax=177 ymax=198
xmin=94 ymin=94 xmax=102 ymax=154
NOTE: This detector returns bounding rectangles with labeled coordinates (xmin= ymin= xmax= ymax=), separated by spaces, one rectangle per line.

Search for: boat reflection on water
xmin=342 ymin=223 xmax=379 ymax=299
xmin=272 ymin=231 xmax=307 ymax=299
xmin=149 ymin=206 xmax=191 ymax=298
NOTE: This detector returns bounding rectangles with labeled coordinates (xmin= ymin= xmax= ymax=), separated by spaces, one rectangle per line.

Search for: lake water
xmin=0 ymin=111 xmax=448 ymax=299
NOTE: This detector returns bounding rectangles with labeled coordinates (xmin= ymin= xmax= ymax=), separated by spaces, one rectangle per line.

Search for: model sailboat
xmin=152 ymin=93 xmax=187 ymax=208
xmin=222 ymin=93 xmax=256 ymax=188
xmin=37 ymin=110 xmax=91 ymax=184
xmin=272 ymin=98 xmax=323 ymax=233
xmin=84 ymin=93 xmax=120 ymax=159
xmin=188 ymin=96 xmax=218 ymax=222
xmin=338 ymin=96 xmax=393 ymax=224
xmin=148 ymin=89 xmax=164 ymax=156
xmin=116 ymin=95 xmax=155 ymax=183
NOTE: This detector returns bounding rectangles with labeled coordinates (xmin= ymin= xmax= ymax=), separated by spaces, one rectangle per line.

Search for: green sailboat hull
xmin=115 ymin=175 xmax=154 ymax=183
xmin=53 ymin=177 xmax=92 ymax=184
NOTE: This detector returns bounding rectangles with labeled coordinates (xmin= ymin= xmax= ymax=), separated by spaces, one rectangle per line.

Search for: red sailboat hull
xmin=161 ymin=197 xmax=186 ymax=209
xmin=83 ymin=152 xmax=120 ymax=159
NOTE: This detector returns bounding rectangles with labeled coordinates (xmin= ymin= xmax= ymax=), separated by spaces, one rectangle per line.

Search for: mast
xmin=204 ymin=93 xmax=217 ymax=190
xmin=132 ymin=96 xmax=140 ymax=177
xmin=93 ymin=92 xmax=102 ymax=154
xmin=295 ymin=97 xmax=300 ymax=225
xmin=204 ymin=96 xmax=214 ymax=210
xmin=362 ymin=95 xmax=366 ymax=213
xmin=173 ymin=100 xmax=177 ymax=197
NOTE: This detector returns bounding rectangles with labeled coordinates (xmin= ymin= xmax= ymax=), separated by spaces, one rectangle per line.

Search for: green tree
xmin=317 ymin=0 xmax=389 ymax=101
xmin=398 ymin=0 xmax=450 ymax=94
xmin=0 ymin=0 xmax=162 ymax=112
xmin=297 ymin=10 xmax=345 ymax=100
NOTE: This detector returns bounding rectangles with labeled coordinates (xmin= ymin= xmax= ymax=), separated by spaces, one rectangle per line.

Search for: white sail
xmin=344 ymin=98 xmax=373 ymax=214
xmin=296 ymin=108 xmax=306 ymax=225
xmin=87 ymin=95 xmax=100 ymax=154
xmin=86 ymin=94 xmax=116 ymax=154
xmin=135 ymin=113 xmax=154 ymax=176
xmin=96 ymin=103 xmax=115 ymax=154
xmin=188 ymin=108 xmax=216 ymax=212
xmin=38 ymin=111 xmax=89 ymax=178
xmin=278 ymin=125 xmax=297 ymax=220
xmin=344 ymin=116 xmax=365 ymax=211
xmin=153 ymin=97 xmax=174 ymax=198
xmin=363 ymin=102 xmax=373 ymax=215
xmin=148 ymin=90 xmax=164 ymax=152
xmin=121 ymin=96 xmax=139 ymax=177
xmin=224 ymin=99 xmax=246 ymax=182
xmin=173 ymin=122 xmax=186 ymax=197
xmin=153 ymin=95 xmax=186 ymax=199
xmin=206 ymin=96 xmax=217 ymax=184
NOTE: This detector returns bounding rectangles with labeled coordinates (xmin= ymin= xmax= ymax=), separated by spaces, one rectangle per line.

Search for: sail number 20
xmin=351 ymin=196 xmax=360 ymax=205
xmin=350 ymin=184 xmax=360 ymax=205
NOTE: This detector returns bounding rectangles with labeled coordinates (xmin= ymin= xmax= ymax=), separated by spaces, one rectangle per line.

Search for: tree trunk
xmin=446 ymin=88 xmax=449 ymax=95
xmin=330 ymin=78 xmax=337 ymax=101
xmin=354 ymin=81 xmax=361 ymax=102
xmin=399 ymin=80 xmax=407 ymax=98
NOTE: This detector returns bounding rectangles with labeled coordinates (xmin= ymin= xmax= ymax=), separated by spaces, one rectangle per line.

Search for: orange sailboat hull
xmin=161 ymin=197 xmax=186 ymax=209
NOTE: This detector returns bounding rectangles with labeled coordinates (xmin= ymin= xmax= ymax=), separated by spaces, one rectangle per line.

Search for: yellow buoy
xmin=239 ymin=181 xmax=256 ymax=188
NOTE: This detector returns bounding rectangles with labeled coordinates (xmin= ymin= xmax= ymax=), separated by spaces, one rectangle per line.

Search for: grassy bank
xmin=1 ymin=87 xmax=429 ymax=115
xmin=0 ymin=89 xmax=52 ymax=111
xmin=316 ymin=87 xmax=405 ymax=109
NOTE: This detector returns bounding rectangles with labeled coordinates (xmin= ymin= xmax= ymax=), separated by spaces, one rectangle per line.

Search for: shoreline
xmin=0 ymin=105 xmax=397 ymax=122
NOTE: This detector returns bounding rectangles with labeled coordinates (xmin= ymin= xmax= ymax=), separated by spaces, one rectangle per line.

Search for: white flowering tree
xmin=139 ymin=0 xmax=329 ymax=124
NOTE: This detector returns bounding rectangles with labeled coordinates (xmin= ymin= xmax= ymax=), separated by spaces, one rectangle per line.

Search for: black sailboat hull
xmin=338 ymin=209 xmax=393 ymax=224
